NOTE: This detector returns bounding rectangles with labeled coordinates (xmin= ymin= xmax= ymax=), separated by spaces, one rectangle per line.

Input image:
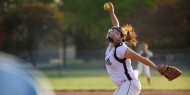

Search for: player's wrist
xmin=108 ymin=11 xmax=114 ymax=15
xmin=153 ymin=65 xmax=158 ymax=71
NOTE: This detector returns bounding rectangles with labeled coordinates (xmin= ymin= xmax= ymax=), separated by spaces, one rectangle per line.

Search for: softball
xmin=104 ymin=2 xmax=110 ymax=10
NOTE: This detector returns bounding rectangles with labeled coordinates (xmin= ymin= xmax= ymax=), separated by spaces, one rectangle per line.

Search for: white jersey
xmin=105 ymin=43 xmax=138 ymax=85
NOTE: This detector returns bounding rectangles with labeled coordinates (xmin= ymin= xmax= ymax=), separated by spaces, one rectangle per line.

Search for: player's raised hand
xmin=104 ymin=2 xmax=114 ymax=14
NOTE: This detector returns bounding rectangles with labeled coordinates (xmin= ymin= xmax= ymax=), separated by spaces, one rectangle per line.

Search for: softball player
xmin=136 ymin=43 xmax=153 ymax=85
xmin=104 ymin=2 xmax=158 ymax=95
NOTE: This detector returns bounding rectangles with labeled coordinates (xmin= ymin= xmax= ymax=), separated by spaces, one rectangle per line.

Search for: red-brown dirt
xmin=56 ymin=90 xmax=190 ymax=95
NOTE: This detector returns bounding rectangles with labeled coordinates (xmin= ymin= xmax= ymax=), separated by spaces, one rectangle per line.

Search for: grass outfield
xmin=43 ymin=68 xmax=190 ymax=91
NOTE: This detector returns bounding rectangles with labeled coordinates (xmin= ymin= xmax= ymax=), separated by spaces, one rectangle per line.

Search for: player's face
xmin=143 ymin=44 xmax=148 ymax=50
xmin=108 ymin=29 xmax=122 ymax=42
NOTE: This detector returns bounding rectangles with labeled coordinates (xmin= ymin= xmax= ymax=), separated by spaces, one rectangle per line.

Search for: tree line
xmin=0 ymin=0 xmax=189 ymax=62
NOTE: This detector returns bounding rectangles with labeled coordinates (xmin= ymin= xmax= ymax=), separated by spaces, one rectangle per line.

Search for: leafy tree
xmin=1 ymin=2 xmax=63 ymax=66
xmin=146 ymin=0 xmax=190 ymax=49
xmin=59 ymin=0 xmax=156 ymax=53
xmin=0 ymin=17 xmax=4 ymax=48
xmin=119 ymin=0 xmax=190 ymax=50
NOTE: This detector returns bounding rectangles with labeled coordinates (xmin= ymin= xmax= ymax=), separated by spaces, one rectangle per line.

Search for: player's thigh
xmin=113 ymin=88 xmax=119 ymax=95
xmin=118 ymin=80 xmax=141 ymax=95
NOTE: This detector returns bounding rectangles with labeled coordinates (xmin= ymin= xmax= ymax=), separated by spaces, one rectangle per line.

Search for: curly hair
xmin=121 ymin=24 xmax=138 ymax=46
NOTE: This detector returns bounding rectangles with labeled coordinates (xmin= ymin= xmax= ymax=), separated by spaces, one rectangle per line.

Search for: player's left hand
xmin=157 ymin=64 xmax=182 ymax=81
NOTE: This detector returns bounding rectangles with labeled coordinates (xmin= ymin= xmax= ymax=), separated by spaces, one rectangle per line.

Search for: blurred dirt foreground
xmin=56 ymin=90 xmax=190 ymax=95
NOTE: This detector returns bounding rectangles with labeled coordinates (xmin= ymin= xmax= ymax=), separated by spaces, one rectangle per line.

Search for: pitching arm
xmin=105 ymin=2 xmax=120 ymax=27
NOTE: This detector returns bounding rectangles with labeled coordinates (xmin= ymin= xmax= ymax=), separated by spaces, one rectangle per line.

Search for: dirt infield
xmin=56 ymin=90 xmax=190 ymax=95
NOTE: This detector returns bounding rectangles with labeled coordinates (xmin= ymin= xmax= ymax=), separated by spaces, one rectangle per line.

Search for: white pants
xmin=137 ymin=62 xmax=150 ymax=78
xmin=113 ymin=80 xmax=141 ymax=95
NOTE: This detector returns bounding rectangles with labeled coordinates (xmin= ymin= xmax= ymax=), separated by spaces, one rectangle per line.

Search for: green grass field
xmin=42 ymin=65 xmax=190 ymax=91
xmin=40 ymin=60 xmax=190 ymax=91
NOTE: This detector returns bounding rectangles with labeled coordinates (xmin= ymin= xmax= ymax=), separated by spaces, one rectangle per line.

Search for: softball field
xmin=56 ymin=90 xmax=190 ymax=95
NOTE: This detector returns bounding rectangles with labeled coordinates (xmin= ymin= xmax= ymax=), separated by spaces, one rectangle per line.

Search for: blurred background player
xmin=136 ymin=43 xmax=153 ymax=85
